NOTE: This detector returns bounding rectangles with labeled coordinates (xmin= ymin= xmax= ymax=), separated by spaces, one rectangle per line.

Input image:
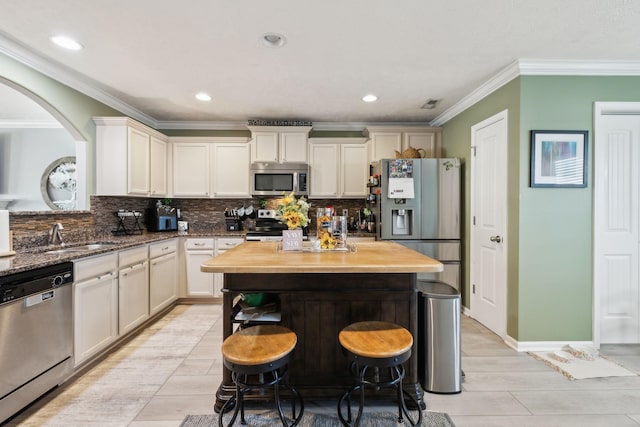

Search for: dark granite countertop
xmin=0 ymin=231 xmax=247 ymax=277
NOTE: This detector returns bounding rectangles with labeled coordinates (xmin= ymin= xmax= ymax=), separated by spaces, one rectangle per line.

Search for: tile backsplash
xmin=9 ymin=196 xmax=373 ymax=249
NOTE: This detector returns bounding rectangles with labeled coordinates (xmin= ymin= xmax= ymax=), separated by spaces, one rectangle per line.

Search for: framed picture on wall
xmin=530 ymin=130 xmax=588 ymax=188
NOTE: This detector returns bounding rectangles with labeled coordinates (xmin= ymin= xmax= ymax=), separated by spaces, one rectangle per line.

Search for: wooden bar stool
xmin=219 ymin=325 xmax=304 ymax=427
xmin=337 ymin=321 xmax=422 ymax=426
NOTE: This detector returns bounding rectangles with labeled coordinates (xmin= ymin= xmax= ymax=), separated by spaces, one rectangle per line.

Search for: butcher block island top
xmin=200 ymin=241 xmax=443 ymax=274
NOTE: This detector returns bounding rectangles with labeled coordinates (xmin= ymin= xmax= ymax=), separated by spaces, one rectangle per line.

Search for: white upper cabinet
xmin=94 ymin=117 xmax=169 ymax=196
xmin=340 ymin=143 xmax=369 ymax=197
xmin=211 ymin=142 xmax=251 ymax=197
xmin=248 ymin=126 xmax=311 ymax=163
xmin=127 ymin=127 xmax=150 ymax=194
xmin=309 ymin=142 xmax=339 ymax=197
xmin=309 ymin=138 xmax=368 ymax=199
xmin=149 ymin=136 xmax=167 ymax=196
xmin=366 ymin=126 xmax=442 ymax=163
xmin=169 ymin=137 xmax=251 ymax=198
xmin=367 ymin=131 xmax=402 ymax=162
xmin=172 ymin=142 xmax=210 ymax=197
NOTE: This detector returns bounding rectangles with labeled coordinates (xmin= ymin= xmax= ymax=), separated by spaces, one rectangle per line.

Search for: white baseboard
xmin=460 ymin=307 xmax=593 ymax=352
xmin=504 ymin=336 xmax=594 ymax=353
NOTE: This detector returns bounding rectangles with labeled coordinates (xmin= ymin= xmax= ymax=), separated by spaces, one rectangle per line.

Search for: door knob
xmin=490 ymin=235 xmax=502 ymax=243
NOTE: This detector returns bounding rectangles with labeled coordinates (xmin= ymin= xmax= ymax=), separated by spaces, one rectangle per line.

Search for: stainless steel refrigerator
xmin=377 ymin=158 xmax=462 ymax=290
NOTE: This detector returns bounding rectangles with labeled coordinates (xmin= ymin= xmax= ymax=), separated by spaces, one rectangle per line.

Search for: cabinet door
xmin=149 ymin=252 xmax=177 ymax=315
xmin=252 ymin=132 xmax=279 ymax=162
xmin=119 ymin=261 xmax=149 ymax=335
xmin=309 ymin=143 xmax=339 ymax=198
xmin=340 ymin=144 xmax=368 ymax=197
xmin=403 ymin=131 xmax=440 ymax=158
xmin=280 ymin=132 xmax=308 ymax=163
xmin=369 ymin=132 xmax=402 ymax=162
xmin=74 ymin=272 xmax=118 ymax=366
xmin=211 ymin=143 xmax=250 ymax=197
xmin=127 ymin=127 xmax=150 ymax=194
xmin=172 ymin=143 xmax=210 ymax=196
xmin=186 ymin=250 xmax=214 ymax=297
xmin=150 ymin=136 xmax=167 ymax=196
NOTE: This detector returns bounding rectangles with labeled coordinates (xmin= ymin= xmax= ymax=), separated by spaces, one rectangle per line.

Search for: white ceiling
xmin=0 ymin=0 xmax=639 ymax=129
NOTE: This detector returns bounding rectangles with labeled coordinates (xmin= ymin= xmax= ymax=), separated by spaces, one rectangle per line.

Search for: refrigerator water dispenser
xmin=392 ymin=209 xmax=413 ymax=235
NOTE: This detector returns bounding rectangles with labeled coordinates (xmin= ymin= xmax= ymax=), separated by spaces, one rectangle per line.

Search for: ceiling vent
xmin=421 ymin=99 xmax=439 ymax=109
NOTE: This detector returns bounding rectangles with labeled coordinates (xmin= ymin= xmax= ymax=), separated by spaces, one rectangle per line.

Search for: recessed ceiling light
xmin=50 ymin=35 xmax=83 ymax=51
xmin=195 ymin=92 xmax=212 ymax=102
xmin=362 ymin=94 xmax=378 ymax=103
xmin=261 ymin=33 xmax=286 ymax=48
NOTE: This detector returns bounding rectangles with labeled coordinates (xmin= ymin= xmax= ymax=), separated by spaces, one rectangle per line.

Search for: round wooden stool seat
xmin=219 ymin=325 xmax=303 ymax=427
xmin=337 ymin=321 xmax=421 ymax=427
xmin=222 ymin=325 xmax=297 ymax=366
xmin=339 ymin=321 xmax=413 ymax=359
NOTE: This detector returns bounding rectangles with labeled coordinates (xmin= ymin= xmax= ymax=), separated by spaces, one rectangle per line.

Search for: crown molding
xmin=430 ymin=59 xmax=640 ymax=126
xmin=156 ymin=120 xmax=249 ymax=130
xmin=3 ymin=35 xmax=640 ymax=131
xmin=0 ymin=33 xmax=158 ymax=128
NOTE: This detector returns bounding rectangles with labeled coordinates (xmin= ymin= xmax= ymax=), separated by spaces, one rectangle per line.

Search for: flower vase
xmin=282 ymin=229 xmax=303 ymax=251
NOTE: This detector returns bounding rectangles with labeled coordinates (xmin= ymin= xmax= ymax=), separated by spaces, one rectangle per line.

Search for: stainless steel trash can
xmin=417 ymin=280 xmax=461 ymax=394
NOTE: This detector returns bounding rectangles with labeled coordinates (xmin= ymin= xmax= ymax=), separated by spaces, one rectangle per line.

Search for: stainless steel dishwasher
xmin=0 ymin=262 xmax=74 ymax=424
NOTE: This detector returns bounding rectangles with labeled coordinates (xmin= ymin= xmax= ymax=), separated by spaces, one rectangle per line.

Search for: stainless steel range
xmin=245 ymin=209 xmax=288 ymax=241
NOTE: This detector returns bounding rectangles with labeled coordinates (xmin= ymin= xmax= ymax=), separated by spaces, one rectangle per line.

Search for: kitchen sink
xmin=45 ymin=243 xmax=118 ymax=254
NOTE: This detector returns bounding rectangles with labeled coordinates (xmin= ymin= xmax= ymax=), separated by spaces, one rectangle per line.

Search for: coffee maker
xmin=146 ymin=201 xmax=178 ymax=231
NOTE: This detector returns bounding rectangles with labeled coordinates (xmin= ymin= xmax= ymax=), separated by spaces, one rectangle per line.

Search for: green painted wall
xmin=441 ymin=79 xmax=521 ymax=338
xmin=518 ymin=76 xmax=640 ymax=341
xmin=442 ymin=75 xmax=640 ymax=342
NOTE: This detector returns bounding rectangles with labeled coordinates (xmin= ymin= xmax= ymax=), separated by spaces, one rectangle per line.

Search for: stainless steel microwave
xmin=250 ymin=162 xmax=308 ymax=196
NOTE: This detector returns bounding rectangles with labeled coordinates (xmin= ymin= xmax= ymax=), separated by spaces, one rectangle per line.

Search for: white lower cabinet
xmin=185 ymin=238 xmax=215 ymax=297
xmin=73 ymin=253 xmax=118 ymax=367
xmin=118 ymin=245 xmax=149 ymax=335
xmin=149 ymin=239 xmax=178 ymax=315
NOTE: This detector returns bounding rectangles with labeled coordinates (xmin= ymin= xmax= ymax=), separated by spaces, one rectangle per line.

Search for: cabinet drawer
xmin=149 ymin=239 xmax=177 ymax=258
xmin=73 ymin=252 xmax=118 ymax=282
xmin=185 ymin=238 xmax=215 ymax=250
xmin=216 ymin=238 xmax=243 ymax=251
xmin=118 ymin=245 xmax=148 ymax=267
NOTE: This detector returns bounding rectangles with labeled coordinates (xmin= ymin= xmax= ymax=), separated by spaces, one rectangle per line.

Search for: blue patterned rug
xmin=182 ymin=410 xmax=455 ymax=426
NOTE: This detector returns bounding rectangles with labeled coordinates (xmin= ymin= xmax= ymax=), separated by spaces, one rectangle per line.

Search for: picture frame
xmin=530 ymin=130 xmax=588 ymax=188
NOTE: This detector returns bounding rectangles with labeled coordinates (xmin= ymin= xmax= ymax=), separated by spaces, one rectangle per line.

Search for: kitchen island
xmin=200 ymin=241 xmax=443 ymax=410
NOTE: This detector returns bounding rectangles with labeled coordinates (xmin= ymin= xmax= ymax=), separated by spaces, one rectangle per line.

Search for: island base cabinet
xmin=216 ymin=272 xmax=422 ymax=410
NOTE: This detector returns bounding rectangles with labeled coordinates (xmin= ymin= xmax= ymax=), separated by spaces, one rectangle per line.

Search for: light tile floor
xmin=7 ymin=304 xmax=640 ymax=427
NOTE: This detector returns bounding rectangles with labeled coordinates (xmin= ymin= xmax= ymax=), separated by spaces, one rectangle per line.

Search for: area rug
xmin=530 ymin=350 xmax=638 ymax=380
xmin=181 ymin=410 xmax=455 ymax=426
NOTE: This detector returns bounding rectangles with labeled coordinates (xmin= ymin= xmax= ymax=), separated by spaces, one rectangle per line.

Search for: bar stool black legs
xmin=219 ymin=360 xmax=304 ymax=427
xmin=337 ymin=321 xmax=422 ymax=427
xmin=337 ymin=355 xmax=422 ymax=426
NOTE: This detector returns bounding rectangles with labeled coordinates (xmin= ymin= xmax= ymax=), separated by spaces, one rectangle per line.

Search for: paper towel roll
xmin=0 ymin=210 xmax=9 ymax=253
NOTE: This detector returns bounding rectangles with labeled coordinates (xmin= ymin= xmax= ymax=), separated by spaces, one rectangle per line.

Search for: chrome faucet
xmin=48 ymin=222 xmax=65 ymax=246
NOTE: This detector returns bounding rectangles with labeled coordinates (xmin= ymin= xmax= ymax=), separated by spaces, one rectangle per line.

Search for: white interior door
xmin=594 ymin=103 xmax=640 ymax=345
xmin=470 ymin=110 xmax=508 ymax=339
